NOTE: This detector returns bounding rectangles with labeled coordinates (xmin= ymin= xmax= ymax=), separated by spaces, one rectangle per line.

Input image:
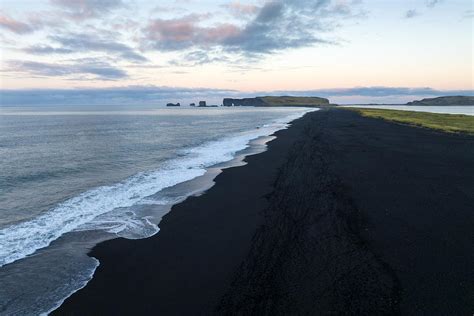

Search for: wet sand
xmin=55 ymin=108 xmax=474 ymax=315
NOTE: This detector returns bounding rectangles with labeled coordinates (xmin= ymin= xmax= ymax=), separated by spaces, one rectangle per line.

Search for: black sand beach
xmin=55 ymin=109 xmax=474 ymax=315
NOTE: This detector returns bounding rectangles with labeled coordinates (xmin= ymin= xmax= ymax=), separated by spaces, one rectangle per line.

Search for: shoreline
xmin=43 ymin=136 xmax=272 ymax=316
xmin=45 ymin=128 xmax=291 ymax=315
xmin=0 ymin=108 xmax=313 ymax=316
xmin=54 ymin=111 xmax=314 ymax=315
xmin=55 ymin=108 xmax=474 ymax=315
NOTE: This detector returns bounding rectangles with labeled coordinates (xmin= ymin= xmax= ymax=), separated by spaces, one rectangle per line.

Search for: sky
xmin=0 ymin=0 xmax=473 ymax=104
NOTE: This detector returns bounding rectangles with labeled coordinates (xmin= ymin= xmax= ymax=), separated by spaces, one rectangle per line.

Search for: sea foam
xmin=0 ymin=109 xmax=315 ymax=268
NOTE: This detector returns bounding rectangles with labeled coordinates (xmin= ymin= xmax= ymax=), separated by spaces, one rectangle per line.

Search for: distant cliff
xmin=407 ymin=96 xmax=474 ymax=106
xmin=223 ymin=96 xmax=332 ymax=107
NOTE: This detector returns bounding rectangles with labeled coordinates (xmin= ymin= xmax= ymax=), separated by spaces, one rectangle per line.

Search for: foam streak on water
xmin=0 ymin=109 xmax=314 ymax=268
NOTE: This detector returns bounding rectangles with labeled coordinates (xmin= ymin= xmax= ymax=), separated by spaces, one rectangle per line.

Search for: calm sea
xmin=0 ymin=105 xmax=314 ymax=315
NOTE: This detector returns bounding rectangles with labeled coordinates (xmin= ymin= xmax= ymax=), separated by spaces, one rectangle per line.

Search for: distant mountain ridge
xmin=223 ymin=96 xmax=332 ymax=107
xmin=407 ymin=96 xmax=474 ymax=106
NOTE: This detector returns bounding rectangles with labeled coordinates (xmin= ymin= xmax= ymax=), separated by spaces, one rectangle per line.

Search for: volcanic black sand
xmin=55 ymin=108 xmax=474 ymax=315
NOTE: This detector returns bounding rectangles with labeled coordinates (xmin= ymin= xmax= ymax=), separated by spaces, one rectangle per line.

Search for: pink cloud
xmin=147 ymin=17 xmax=196 ymax=43
xmin=0 ymin=13 xmax=33 ymax=34
xmin=145 ymin=15 xmax=240 ymax=50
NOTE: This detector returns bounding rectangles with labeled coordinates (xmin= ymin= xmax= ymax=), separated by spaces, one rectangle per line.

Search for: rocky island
xmin=407 ymin=96 xmax=474 ymax=106
xmin=223 ymin=96 xmax=332 ymax=107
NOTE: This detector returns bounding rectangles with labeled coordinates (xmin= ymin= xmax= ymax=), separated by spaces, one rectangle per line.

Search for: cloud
xmin=426 ymin=0 xmax=441 ymax=8
xmin=220 ymin=1 xmax=332 ymax=54
xmin=0 ymin=0 xmax=125 ymax=35
xmin=143 ymin=0 xmax=363 ymax=55
xmin=144 ymin=14 xmax=240 ymax=51
xmin=463 ymin=10 xmax=474 ymax=19
xmin=6 ymin=58 xmax=128 ymax=80
xmin=404 ymin=0 xmax=443 ymax=20
xmin=270 ymin=87 xmax=474 ymax=98
xmin=171 ymin=50 xmax=230 ymax=66
xmin=0 ymin=13 xmax=33 ymax=34
xmin=50 ymin=0 xmax=124 ymax=20
xmin=4 ymin=0 xmax=364 ymax=69
xmin=2 ymin=86 xmax=472 ymax=106
xmin=248 ymin=87 xmax=474 ymax=104
xmin=151 ymin=5 xmax=188 ymax=15
xmin=222 ymin=1 xmax=259 ymax=16
xmin=405 ymin=9 xmax=420 ymax=18
xmin=24 ymin=45 xmax=75 ymax=54
xmin=24 ymin=33 xmax=147 ymax=63
xmin=0 ymin=86 xmax=237 ymax=105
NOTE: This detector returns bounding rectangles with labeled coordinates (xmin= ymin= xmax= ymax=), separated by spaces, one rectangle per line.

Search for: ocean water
xmin=341 ymin=105 xmax=474 ymax=116
xmin=0 ymin=105 xmax=315 ymax=315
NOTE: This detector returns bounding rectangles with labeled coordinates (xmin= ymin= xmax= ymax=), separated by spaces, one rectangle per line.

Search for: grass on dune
xmin=348 ymin=108 xmax=474 ymax=135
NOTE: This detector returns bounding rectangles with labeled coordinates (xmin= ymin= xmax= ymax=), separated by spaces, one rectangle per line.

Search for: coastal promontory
xmin=407 ymin=96 xmax=474 ymax=106
xmin=223 ymin=96 xmax=332 ymax=107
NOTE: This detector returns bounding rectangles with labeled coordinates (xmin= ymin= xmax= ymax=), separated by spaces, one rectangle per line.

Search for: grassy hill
xmin=349 ymin=108 xmax=474 ymax=134
xmin=258 ymin=96 xmax=331 ymax=107
xmin=223 ymin=96 xmax=332 ymax=107
xmin=407 ymin=96 xmax=474 ymax=106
